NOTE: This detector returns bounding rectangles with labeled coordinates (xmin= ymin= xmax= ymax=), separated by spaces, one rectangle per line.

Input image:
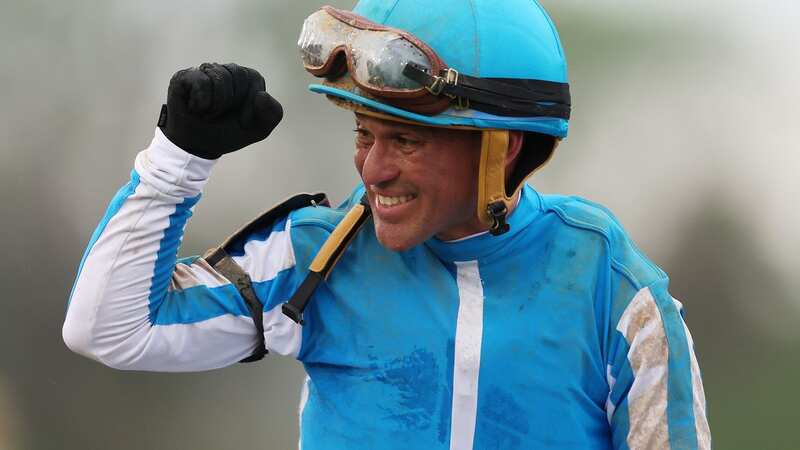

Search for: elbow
xmin=62 ymin=303 xmax=113 ymax=367
xmin=62 ymin=307 xmax=154 ymax=371
xmin=62 ymin=312 xmax=99 ymax=362
xmin=63 ymin=284 xmax=137 ymax=369
xmin=62 ymin=318 xmax=138 ymax=370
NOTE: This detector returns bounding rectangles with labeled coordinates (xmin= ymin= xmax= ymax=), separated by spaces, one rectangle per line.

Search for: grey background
xmin=1 ymin=1 xmax=798 ymax=448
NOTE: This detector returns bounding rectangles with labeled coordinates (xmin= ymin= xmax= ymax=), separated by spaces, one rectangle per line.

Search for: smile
xmin=375 ymin=194 xmax=415 ymax=207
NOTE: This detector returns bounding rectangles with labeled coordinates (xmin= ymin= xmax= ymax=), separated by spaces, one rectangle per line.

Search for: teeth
xmin=376 ymin=194 xmax=414 ymax=207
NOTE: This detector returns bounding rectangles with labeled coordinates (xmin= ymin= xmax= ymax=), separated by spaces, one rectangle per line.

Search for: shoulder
xmin=219 ymin=186 xmax=364 ymax=257
xmin=223 ymin=186 xmax=366 ymax=267
xmin=537 ymin=192 xmax=666 ymax=290
xmin=288 ymin=184 xmax=365 ymax=233
xmin=288 ymin=202 xmax=348 ymax=233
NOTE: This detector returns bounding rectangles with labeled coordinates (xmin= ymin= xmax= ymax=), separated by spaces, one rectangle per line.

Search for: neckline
xmin=424 ymin=185 xmax=542 ymax=262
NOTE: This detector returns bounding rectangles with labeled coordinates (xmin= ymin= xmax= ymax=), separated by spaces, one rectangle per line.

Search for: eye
xmin=353 ymin=128 xmax=373 ymax=147
xmin=395 ymin=135 xmax=421 ymax=152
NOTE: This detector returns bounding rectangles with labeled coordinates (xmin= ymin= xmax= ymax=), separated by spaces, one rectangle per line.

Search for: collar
xmin=424 ymin=185 xmax=542 ymax=263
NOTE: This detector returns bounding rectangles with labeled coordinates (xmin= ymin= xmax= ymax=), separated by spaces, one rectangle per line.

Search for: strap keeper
xmin=202 ymin=247 xmax=268 ymax=362
xmin=426 ymin=68 xmax=459 ymax=98
xmin=487 ymin=201 xmax=510 ymax=236
xmin=281 ymin=302 xmax=305 ymax=325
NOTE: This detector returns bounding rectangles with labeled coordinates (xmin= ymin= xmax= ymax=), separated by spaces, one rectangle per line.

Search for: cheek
xmin=354 ymin=147 xmax=366 ymax=176
xmin=435 ymin=155 xmax=477 ymax=195
xmin=439 ymin=158 xmax=480 ymax=211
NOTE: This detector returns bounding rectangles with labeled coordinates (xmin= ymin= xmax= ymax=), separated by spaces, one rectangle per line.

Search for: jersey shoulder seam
xmin=542 ymin=195 xmax=666 ymax=290
xmin=289 ymin=206 xmax=347 ymax=233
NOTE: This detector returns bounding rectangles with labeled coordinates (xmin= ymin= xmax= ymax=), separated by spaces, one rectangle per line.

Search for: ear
xmin=505 ymin=130 xmax=524 ymax=172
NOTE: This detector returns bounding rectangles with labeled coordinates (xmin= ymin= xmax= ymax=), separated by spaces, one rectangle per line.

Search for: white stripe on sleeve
xmin=232 ymin=218 xmax=296 ymax=283
xmin=616 ymin=287 xmax=669 ymax=449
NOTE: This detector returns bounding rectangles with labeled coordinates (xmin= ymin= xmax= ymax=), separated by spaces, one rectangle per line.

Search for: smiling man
xmin=63 ymin=1 xmax=710 ymax=449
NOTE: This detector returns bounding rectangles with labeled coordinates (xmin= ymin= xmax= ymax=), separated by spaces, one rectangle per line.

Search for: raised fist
xmin=157 ymin=63 xmax=283 ymax=159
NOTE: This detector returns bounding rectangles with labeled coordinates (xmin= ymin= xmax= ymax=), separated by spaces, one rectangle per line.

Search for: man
xmin=63 ymin=1 xmax=711 ymax=449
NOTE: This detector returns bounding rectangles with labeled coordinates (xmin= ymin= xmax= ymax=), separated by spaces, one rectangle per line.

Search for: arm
xmin=63 ymin=129 xmax=255 ymax=370
xmin=63 ymin=63 xmax=286 ymax=371
xmin=606 ymin=278 xmax=711 ymax=450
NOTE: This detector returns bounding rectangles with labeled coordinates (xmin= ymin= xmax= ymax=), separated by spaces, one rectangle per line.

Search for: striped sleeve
xmin=606 ymin=278 xmax=711 ymax=450
xmin=63 ymin=128 xmax=303 ymax=372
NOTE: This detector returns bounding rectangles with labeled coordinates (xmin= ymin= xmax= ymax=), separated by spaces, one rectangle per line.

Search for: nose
xmin=357 ymin=139 xmax=401 ymax=189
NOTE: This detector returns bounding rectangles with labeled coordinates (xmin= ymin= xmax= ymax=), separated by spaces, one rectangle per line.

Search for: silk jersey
xmin=63 ymin=129 xmax=711 ymax=449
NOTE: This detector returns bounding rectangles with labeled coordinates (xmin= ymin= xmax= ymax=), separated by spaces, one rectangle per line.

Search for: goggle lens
xmin=350 ymin=34 xmax=431 ymax=90
xmin=298 ymin=9 xmax=434 ymax=93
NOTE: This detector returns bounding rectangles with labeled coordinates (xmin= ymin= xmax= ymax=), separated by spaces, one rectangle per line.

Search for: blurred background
xmin=1 ymin=0 xmax=798 ymax=448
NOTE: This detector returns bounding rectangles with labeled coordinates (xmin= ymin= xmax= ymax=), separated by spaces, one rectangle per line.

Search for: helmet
xmin=301 ymin=0 xmax=570 ymax=234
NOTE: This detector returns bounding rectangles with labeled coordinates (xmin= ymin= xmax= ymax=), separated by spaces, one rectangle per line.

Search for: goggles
xmin=299 ymin=6 xmax=571 ymax=118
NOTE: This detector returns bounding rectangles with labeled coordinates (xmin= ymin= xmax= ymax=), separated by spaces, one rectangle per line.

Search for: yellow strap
xmin=309 ymin=203 xmax=368 ymax=275
xmin=476 ymin=129 xmax=510 ymax=226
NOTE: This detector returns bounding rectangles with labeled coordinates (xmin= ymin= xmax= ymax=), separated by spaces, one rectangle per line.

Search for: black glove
xmin=157 ymin=62 xmax=283 ymax=159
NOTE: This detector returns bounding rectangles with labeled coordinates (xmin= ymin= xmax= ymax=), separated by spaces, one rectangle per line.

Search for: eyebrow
xmin=354 ymin=118 xmax=433 ymax=139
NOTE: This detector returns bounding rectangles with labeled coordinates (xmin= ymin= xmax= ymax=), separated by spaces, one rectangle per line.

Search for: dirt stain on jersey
xmin=369 ymin=348 xmax=441 ymax=431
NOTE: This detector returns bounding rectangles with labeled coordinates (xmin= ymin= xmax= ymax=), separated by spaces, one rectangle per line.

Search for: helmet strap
xmin=476 ymin=130 xmax=560 ymax=235
xmin=477 ymin=130 xmax=514 ymax=235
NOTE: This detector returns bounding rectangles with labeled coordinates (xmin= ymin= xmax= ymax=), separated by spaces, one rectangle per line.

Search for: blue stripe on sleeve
xmin=147 ymin=193 xmax=202 ymax=323
xmin=151 ymin=283 xmax=251 ymax=325
xmin=67 ymin=170 xmax=141 ymax=309
xmin=650 ymin=280 xmax=698 ymax=450
xmin=252 ymin=267 xmax=299 ymax=310
xmin=608 ymin=337 xmax=633 ymax=450
xmin=151 ymin=266 xmax=298 ymax=326
xmin=612 ymin=398 xmax=632 ymax=450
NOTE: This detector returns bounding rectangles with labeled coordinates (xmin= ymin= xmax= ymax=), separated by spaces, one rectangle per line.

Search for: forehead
xmin=354 ymin=113 xmax=434 ymax=135
xmin=353 ymin=114 xmax=485 ymax=147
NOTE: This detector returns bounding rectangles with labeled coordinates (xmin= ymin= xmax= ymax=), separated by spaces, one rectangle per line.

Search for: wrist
xmin=134 ymin=128 xmax=218 ymax=197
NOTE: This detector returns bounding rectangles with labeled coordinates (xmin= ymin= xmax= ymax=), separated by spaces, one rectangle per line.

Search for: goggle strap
xmin=403 ymin=63 xmax=571 ymax=119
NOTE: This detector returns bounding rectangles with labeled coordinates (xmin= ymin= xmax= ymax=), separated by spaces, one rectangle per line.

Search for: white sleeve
xmin=62 ymin=128 xmax=281 ymax=372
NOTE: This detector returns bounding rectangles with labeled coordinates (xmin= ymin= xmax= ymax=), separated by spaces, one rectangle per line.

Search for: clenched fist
xmin=157 ymin=62 xmax=283 ymax=160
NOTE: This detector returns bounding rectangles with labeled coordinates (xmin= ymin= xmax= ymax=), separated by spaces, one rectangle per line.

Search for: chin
xmin=375 ymin=233 xmax=416 ymax=252
xmin=374 ymin=223 xmax=427 ymax=252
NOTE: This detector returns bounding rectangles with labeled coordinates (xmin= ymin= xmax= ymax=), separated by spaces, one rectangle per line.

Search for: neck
xmin=437 ymin=190 xmax=522 ymax=242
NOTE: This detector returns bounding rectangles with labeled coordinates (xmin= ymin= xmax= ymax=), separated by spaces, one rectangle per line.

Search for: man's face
xmin=353 ymin=113 xmax=484 ymax=251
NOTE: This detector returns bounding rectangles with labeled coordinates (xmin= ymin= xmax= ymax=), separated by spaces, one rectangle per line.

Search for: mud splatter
xmin=475 ymin=386 xmax=530 ymax=448
xmin=370 ymin=348 xmax=441 ymax=430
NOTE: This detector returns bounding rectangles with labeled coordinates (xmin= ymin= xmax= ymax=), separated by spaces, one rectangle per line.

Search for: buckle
xmin=426 ymin=68 xmax=459 ymax=98
xmin=281 ymin=302 xmax=304 ymax=325
xmin=487 ymin=201 xmax=510 ymax=236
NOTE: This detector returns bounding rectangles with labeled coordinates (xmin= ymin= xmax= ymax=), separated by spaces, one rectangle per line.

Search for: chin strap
xmin=282 ymin=195 xmax=372 ymax=324
xmin=476 ymin=130 xmax=561 ymax=235
xmin=477 ymin=130 xmax=515 ymax=235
